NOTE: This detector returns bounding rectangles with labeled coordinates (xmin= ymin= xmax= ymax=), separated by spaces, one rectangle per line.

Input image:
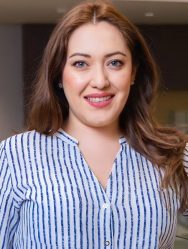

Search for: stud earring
xmin=131 ymin=81 xmax=135 ymax=85
xmin=58 ymin=83 xmax=63 ymax=89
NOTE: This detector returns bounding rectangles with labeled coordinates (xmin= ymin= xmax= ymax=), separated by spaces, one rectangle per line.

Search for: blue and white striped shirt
xmin=0 ymin=129 xmax=188 ymax=249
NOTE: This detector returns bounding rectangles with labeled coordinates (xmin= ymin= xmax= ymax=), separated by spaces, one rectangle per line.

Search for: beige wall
xmin=154 ymin=90 xmax=188 ymax=131
xmin=0 ymin=25 xmax=23 ymax=141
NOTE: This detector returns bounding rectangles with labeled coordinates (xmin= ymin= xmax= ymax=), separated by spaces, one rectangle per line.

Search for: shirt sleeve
xmin=183 ymin=143 xmax=188 ymax=175
xmin=0 ymin=141 xmax=20 ymax=249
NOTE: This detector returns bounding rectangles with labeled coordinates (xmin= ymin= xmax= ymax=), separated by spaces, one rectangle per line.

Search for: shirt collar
xmin=55 ymin=128 xmax=127 ymax=146
xmin=55 ymin=129 xmax=79 ymax=146
xmin=119 ymin=136 xmax=127 ymax=145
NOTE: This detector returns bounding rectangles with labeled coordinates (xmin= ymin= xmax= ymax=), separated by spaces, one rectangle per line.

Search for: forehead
xmin=67 ymin=21 xmax=130 ymax=56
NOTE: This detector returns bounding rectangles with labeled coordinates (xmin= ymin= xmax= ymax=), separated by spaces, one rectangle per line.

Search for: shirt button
xmin=102 ymin=203 xmax=110 ymax=209
xmin=105 ymin=240 xmax=110 ymax=246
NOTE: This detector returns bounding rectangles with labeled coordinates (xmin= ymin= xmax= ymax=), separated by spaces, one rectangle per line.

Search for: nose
xmin=90 ymin=65 xmax=110 ymax=89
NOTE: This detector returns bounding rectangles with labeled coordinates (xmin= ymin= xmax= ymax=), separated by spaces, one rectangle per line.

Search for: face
xmin=62 ymin=21 xmax=135 ymax=131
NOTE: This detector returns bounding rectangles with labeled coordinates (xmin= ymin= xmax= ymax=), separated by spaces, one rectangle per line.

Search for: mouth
xmin=84 ymin=93 xmax=114 ymax=107
xmin=84 ymin=95 xmax=113 ymax=103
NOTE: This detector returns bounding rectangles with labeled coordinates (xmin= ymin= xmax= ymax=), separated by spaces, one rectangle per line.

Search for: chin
xmin=84 ymin=119 xmax=116 ymax=129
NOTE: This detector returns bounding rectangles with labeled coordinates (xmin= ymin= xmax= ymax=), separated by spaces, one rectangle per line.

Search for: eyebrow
xmin=68 ymin=51 xmax=127 ymax=59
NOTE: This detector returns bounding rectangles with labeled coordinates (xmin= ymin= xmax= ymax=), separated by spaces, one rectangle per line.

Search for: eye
xmin=72 ymin=61 xmax=88 ymax=68
xmin=108 ymin=59 xmax=124 ymax=68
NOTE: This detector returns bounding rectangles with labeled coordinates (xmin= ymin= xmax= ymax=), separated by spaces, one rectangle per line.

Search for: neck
xmin=63 ymin=118 xmax=122 ymax=144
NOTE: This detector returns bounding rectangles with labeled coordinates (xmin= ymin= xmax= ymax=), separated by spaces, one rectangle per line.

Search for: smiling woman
xmin=62 ymin=21 xmax=134 ymax=131
xmin=0 ymin=0 xmax=188 ymax=248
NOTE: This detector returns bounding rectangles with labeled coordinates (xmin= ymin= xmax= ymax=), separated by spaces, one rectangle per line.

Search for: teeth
xmin=87 ymin=96 xmax=112 ymax=103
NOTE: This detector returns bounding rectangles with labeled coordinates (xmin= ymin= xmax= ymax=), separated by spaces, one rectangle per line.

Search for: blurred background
xmin=0 ymin=0 xmax=187 ymax=247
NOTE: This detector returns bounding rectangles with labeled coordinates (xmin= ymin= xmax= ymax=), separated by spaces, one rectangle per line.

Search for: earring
xmin=131 ymin=81 xmax=135 ymax=85
xmin=58 ymin=83 xmax=63 ymax=89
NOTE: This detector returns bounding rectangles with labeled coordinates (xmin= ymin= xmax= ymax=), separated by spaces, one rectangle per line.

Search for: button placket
xmin=105 ymin=240 xmax=110 ymax=246
xmin=102 ymin=202 xmax=112 ymax=247
xmin=102 ymin=203 xmax=110 ymax=209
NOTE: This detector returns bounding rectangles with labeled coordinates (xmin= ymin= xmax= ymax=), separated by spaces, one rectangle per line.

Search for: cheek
xmin=110 ymin=64 xmax=133 ymax=86
xmin=62 ymin=69 xmax=88 ymax=97
xmin=113 ymin=73 xmax=132 ymax=91
xmin=62 ymin=67 xmax=75 ymax=85
xmin=115 ymin=73 xmax=132 ymax=101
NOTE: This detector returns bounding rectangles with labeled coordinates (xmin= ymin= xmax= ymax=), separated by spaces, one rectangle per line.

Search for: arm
xmin=0 ymin=142 xmax=20 ymax=248
xmin=183 ymin=143 xmax=188 ymax=216
xmin=183 ymin=143 xmax=188 ymax=174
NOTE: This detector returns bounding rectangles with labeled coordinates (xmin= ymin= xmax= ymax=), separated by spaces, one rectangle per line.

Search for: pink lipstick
xmin=84 ymin=93 xmax=114 ymax=108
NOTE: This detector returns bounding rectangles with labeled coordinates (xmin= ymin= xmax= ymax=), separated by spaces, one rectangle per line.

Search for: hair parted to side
xmin=27 ymin=0 xmax=188 ymax=210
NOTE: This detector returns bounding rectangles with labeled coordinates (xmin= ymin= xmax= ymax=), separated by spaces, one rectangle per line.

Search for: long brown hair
xmin=27 ymin=0 xmax=188 ymax=210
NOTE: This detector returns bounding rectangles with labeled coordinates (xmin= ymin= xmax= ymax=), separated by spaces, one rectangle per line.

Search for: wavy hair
xmin=27 ymin=0 xmax=188 ymax=210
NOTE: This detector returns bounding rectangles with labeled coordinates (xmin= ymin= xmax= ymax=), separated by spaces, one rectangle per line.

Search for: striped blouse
xmin=0 ymin=129 xmax=188 ymax=249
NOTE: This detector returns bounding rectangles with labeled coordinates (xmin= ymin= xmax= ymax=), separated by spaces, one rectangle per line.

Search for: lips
xmin=84 ymin=93 xmax=114 ymax=107
xmin=84 ymin=93 xmax=114 ymax=98
xmin=84 ymin=93 xmax=114 ymax=102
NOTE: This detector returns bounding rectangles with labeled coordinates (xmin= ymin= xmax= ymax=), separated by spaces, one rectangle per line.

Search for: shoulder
xmin=0 ymin=130 xmax=56 ymax=157
xmin=1 ymin=130 xmax=40 ymax=148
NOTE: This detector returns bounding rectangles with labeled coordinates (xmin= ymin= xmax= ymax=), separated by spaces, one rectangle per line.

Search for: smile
xmin=86 ymin=96 xmax=112 ymax=103
xmin=84 ymin=95 xmax=114 ymax=108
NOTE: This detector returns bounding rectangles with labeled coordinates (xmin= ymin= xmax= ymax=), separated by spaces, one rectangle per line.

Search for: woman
xmin=1 ymin=0 xmax=188 ymax=248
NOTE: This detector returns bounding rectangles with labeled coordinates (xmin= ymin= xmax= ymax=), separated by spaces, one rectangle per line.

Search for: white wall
xmin=0 ymin=25 xmax=23 ymax=141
